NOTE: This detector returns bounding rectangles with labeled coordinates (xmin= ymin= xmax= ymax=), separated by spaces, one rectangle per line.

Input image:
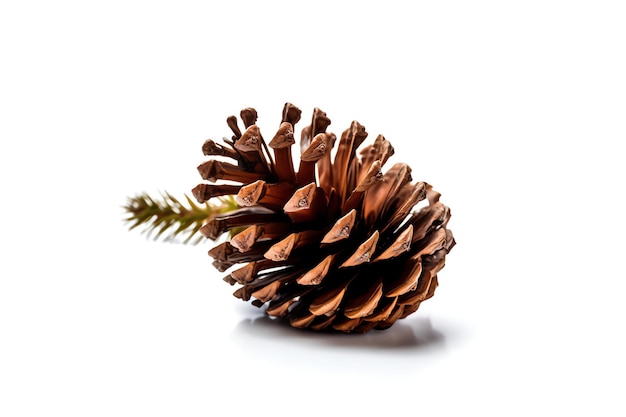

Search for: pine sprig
xmin=123 ymin=191 xmax=238 ymax=244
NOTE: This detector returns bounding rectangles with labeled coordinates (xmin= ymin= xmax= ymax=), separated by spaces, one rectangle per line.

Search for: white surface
xmin=1 ymin=1 xmax=625 ymax=416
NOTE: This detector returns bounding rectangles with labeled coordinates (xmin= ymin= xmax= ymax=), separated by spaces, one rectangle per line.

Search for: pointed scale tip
xmin=283 ymin=182 xmax=316 ymax=213
xmin=297 ymin=255 xmax=334 ymax=286
xmin=282 ymin=102 xmax=302 ymax=126
xmin=374 ymin=224 xmax=413 ymax=262
xmin=300 ymin=133 xmax=329 ymax=162
xmin=355 ymin=160 xmax=383 ymax=192
xmin=230 ymin=225 xmax=263 ymax=253
xmin=309 ymin=285 xmax=348 ymax=317
xmin=340 ymin=231 xmax=380 ymax=268
xmin=240 ymin=107 xmax=258 ymax=128
xmin=321 ymin=209 xmax=356 ymax=244
xmin=269 ymin=122 xmax=296 ymax=149
xmin=236 ymin=180 xmax=266 ymax=207
xmin=264 ymin=233 xmax=298 ymax=262
xmin=235 ymin=125 xmax=263 ymax=153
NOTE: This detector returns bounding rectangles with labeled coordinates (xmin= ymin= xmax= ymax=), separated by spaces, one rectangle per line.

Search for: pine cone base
xmin=194 ymin=104 xmax=455 ymax=333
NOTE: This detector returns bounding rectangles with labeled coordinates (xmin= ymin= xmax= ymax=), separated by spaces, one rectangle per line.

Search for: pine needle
xmin=122 ymin=191 xmax=238 ymax=244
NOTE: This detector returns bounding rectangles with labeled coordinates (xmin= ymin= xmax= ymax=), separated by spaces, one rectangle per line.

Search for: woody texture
xmin=192 ymin=103 xmax=455 ymax=333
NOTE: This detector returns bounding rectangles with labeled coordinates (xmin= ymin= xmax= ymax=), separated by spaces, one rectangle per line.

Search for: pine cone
xmin=193 ymin=103 xmax=455 ymax=333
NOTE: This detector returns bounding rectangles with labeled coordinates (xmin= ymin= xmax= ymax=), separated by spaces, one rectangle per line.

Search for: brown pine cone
xmin=193 ymin=103 xmax=455 ymax=333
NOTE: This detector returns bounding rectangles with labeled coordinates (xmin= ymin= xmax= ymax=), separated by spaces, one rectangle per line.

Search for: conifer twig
xmin=123 ymin=192 xmax=237 ymax=244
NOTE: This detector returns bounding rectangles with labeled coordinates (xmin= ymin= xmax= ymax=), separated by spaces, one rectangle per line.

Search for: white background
xmin=1 ymin=1 xmax=625 ymax=415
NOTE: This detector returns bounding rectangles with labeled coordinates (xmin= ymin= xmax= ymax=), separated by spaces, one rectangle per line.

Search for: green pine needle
xmin=123 ymin=191 xmax=238 ymax=244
